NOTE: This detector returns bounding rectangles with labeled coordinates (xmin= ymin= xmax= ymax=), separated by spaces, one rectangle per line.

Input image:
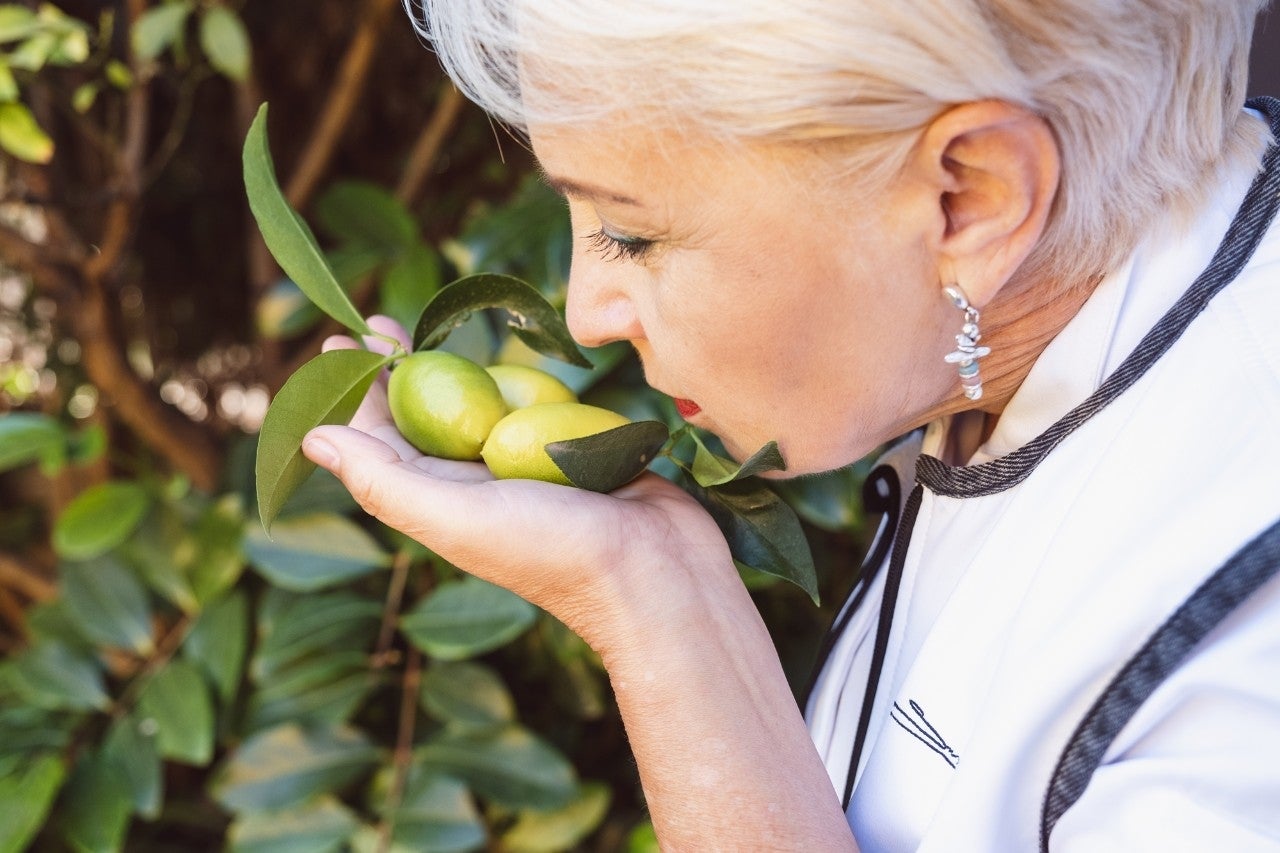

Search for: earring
xmin=942 ymin=284 xmax=990 ymax=401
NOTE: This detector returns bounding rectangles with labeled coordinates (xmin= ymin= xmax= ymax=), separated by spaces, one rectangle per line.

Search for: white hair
xmin=404 ymin=0 xmax=1273 ymax=287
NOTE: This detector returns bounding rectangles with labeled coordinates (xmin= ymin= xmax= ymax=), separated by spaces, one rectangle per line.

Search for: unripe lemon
xmin=485 ymin=364 xmax=577 ymax=409
xmin=387 ymin=351 xmax=508 ymax=460
xmin=482 ymin=402 xmax=631 ymax=485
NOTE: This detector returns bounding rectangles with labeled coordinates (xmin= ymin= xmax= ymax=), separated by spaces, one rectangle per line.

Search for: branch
xmin=394 ymin=84 xmax=466 ymax=207
xmin=376 ymin=646 xmax=422 ymax=853
xmin=283 ymin=0 xmax=399 ymax=211
xmin=0 ymin=552 xmax=57 ymax=603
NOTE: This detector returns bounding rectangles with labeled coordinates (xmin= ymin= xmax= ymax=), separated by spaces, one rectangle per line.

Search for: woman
xmin=302 ymin=1 xmax=1280 ymax=848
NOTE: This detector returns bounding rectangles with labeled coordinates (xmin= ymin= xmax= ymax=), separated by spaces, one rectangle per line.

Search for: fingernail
xmin=304 ymin=436 xmax=340 ymax=471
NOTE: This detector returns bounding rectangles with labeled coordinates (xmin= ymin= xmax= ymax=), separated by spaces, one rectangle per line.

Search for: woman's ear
xmin=916 ymin=100 xmax=1060 ymax=305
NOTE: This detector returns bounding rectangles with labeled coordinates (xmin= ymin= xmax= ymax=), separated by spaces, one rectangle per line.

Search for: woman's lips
xmin=674 ymin=398 xmax=701 ymax=418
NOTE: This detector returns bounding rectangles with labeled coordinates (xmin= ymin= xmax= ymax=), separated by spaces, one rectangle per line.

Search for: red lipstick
xmin=674 ymin=398 xmax=701 ymax=419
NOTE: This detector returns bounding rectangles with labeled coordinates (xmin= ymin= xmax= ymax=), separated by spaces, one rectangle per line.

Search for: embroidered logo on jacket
xmin=890 ymin=700 xmax=959 ymax=768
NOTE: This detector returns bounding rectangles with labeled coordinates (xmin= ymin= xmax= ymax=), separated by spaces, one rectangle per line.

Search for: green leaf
xmin=689 ymin=436 xmax=786 ymax=487
xmin=496 ymin=334 xmax=629 ymax=396
xmin=315 ymin=181 xmax=418 ymax=251
xmin=49 ymin=27 xmax=88 ymax=65
xmin=59 ymin=556 xmax=154 ymax=654
xmin=101 ymin=715 xmax=163 ymax=819
xmin=255 ymin=279 xmax=322 ymax=339
xmin=119 ymin=509 xmax=199 ymax=615
xmin=418 ymin=725 xmax=576 ymax=811
xmin=413 ymin=273 xmax=591 ymax=368
xmin=59 ymin=748 xmax=133 ymax=853
xmin=131 ymin=1 xmax=192 ymax=62
xmin=545 ymin=420 xmax=668 ymax=493
xmin=0 ymin=701 xmax=76 ymax=759
xmin=212 ymin=724 xmax=380 ymax=813
xmin=771 ymin=463 xmax=867 ymax=533
xmin=328 ymin=245 xmax=386 ymax=286
xmin=2 ymin=642 xmax=108 ymax=711
xmin=0 ymin=101 xmax=52 ymax=163
xmin=53 ymin=481 xmax=151 ymax=560
xmin=627 ymin=821 xmax=660 ymax=853
xmin=199 ymin=5 xmax=250 ymax=81
xmin=229 ymin=796 xmax=359 ymax=853
xmin=5 ymin=32 xmax=54 ymax=71
xmin=357 ymin=768 xmax=485 ymax=853
xmin=502 ymin=782 xmax=611 ymax=853
xmin=0 ymin=61 xmax=15 ymax=101
xmin=182 ymin=589 xmax=248 ymax=704
xmin=380 ymin=243 xmax=442 ymax=332
xmin=419 ymin=661 xmax=515 ymax=728
xmin=400 ymin=577 xmax=537 ymax=661
xmin=0 ymin=412 xmax=63 ymax=473
xmin=252 ymin=590 xmax=381 ymax=681
xmin=685 ymin=477 xmax=818 ymax=603
xmin=243 ymin=104 xmax=372 ymax=336
xmin=244 ymin=652 xmax=375 ymax=734
xmin=255 ymin=348 xmax=390 ymax=531
xmin=245 ymin=511 xmax=391 ymax=591
xmin=105 ymin=59 xmax=132 ymax=88
xmin=137 ymin=660 xmax=215 ymax=765
xmin=0 ymin=752 xmax=65 ymax=853
xmin=0 ymin=6 xmax=40 ymax=43
xmin=188 ymin=494 xmax=247 ymax=604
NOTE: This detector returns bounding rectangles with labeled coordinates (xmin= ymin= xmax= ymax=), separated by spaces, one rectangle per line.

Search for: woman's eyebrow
xmin=538 ymin=167 xmax=645 ymax=207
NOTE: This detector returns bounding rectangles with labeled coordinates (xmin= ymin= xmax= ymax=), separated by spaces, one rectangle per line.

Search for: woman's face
xmin=532 ymin=123 xmax=955 ymax=475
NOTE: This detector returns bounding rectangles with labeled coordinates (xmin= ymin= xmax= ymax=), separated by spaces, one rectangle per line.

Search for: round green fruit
xmin=481 ymin=402 xmax=631 ymax=486
xmin=485 ymin=364 xmax=577 ymax=409
xmin=387 ymin=351 xmax=508 ymax=460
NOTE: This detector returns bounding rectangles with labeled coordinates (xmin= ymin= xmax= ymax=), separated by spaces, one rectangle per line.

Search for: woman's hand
xmin=300 ymin=316 xmax=732 ymax=647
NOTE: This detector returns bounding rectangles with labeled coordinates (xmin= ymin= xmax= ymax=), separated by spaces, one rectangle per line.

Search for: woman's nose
xmin=564 ymin=264 xmax=644 ymax=349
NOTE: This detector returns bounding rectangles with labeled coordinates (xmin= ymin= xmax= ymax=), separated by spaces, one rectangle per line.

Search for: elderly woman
xmin=302 ymin=1 xmax=1280 ymax=849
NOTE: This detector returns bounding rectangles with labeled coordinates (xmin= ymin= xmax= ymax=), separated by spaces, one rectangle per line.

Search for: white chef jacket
xmin=805 ymin=104 xmax=1280 ymax=852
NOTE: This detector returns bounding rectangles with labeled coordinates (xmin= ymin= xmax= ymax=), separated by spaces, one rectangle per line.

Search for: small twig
xmin=0 ymin=552 xmax=57 ymax=603
xmin=284 ymin=0 xmax=399 ymax=211
xmin=111 ymin=615 xmax=195 ymax=720
xmin=377 ymin=646 xmax=423 ymax=853
xmin=0 ymin=586 xmax=29 ymax=640
xmin=394 ymin=84 xmax=466 ymax=207
xmin=140 ymin=69 xmax=211 ymax=188
xmin=372 ymin=550 xmax=413 ymax=667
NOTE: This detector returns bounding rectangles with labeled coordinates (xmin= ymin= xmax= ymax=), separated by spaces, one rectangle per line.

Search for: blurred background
xmin=0 ymin=3 xmax=1276 ymax=851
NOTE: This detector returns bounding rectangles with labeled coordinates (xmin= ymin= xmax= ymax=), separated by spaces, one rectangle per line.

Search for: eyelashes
xmin=584 ymin=228 xmax=654 ymax=262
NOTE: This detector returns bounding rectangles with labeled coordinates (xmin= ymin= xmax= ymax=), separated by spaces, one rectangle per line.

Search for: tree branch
xmin=0 ymin=552 xmax=57 ymax=603
xmin=394 ymin=84 xmax=466 ymax=207
xmin=283 ymin=0 xmax=399 ymax=211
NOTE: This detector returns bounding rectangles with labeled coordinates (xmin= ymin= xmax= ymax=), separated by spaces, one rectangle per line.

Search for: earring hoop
xmin=942 ymin=284 xmax=990 ymax=401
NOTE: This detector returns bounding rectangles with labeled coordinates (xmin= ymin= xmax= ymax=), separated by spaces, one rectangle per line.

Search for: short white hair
xmin=405 ymin=0 xmax=1274 ymax=288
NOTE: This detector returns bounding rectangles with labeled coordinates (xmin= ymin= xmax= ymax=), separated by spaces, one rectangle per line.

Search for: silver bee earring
xmin=942 ymin=284 xmax=990 ymax=401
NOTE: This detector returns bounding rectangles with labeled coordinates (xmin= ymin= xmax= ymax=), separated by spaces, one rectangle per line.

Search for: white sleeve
xmin=1049 ymin=570 xmax=1280 ymax=852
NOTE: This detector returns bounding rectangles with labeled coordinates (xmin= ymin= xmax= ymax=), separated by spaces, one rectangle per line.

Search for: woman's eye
xmin=584 ymin=228 xmax=654 ymax=262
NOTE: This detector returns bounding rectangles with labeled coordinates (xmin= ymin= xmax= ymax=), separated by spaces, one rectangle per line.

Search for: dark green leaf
xmin=137 ymin=660 xmax=215 ymax=765
xmin=5 ymin=31 xmax=53 ymax=71
xmin=199 ymin=5 xmax=250 ymax=80
xmin=689 ymin=437 xmax=785 ymax=487
xmin=545 ymin=420 xmax=668 ymax=493
xmin=212 ymin=724 xmax=380 ymax=813
xmin=52 ymin=481 xmax=151 ymax=560
xmin=59 ymin=748 xmax=133 ymax=853
xmin=188 ymin=494 xmax=246 ymax=604
xmin=771 ymin=463 xmax=868 ymax=533
xmin=252 ymin=590 xmax=381 ymax=681
xmin=502 ymin=782 xmax=611 ymax=853
xmin=328 ymin=245 xmax=387 ymax=286
xmin=0 ymin=752 xmax=65 ymax=853
xmin=101 ymin=715 xmax=163 ymax=819
xmin=277 ymin=466 xmax=360 ymax=519
xmin=357 ymin=768 xmax=485 ymax=853
xmin=627 ymin=821 xmax=660 ymax=853
xmin=245 ymin=511 xmax=390 ymax=592
xmin=0 ymin=412 xmax=62 ymax=473
xmin=0 ymin=701 xmax=76 ymax=759
xmin=243 ymin=105 xmax=371 ymax=336
xmin=2 ymin=642 xmax=108 ymax=711
xmin=131 ymin=1 xmax=192 ymax=62
xmin=400 ymin=577 xmax=536 ymax=661
xmin=183 ymin=589 xmax=249 ymax=704
xmin=380 ymin=243 xmax=442 ymax=332
xmin=413 ymin=273 xmax=590 ymax=368
xmin=418 ymin=725 xmax=576 ymax=811
xmin=60 ymin=556 xmax=154 ymax=654
xmin=685 ymin=477 xmax=818 ymax=603
xmin=228 ymin=796 xmax=359 ymax=853
xmin=497 ymin=335 xmax=630 ymax=396
xmin=419 ymin=661 xmax=515 ymax=728
xmin=0 ymin=101 xmax=51 ymax=162
xmin=256 ymin=279 xmax=322 ymax=339
xmin=23 ymin=600 xmax=96 ymax=651
xmin=255 ymin=348 xmax=390 ymax=531
xmin=120 ymin=509 xmax=199 ymax=615
xmin=448 ymin=175 xmax=571 ymax=297
xmin=315 ymin=181 xmax=418 ymax=251
xmin=244 ymin=653 xmax=375 ymax=734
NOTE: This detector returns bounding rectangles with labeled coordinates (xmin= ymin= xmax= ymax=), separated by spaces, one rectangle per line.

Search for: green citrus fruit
xmin=485 ymin=364 xmax=577 ymax=409
xmin=481 ymin=402 xmax=631 ymax=485
xmin=387 ymin=351 xmax=508 ymax=460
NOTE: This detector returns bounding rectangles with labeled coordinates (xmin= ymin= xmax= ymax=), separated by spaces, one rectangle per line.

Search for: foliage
xmin=0 ymin=2 xmax=872 ymax=850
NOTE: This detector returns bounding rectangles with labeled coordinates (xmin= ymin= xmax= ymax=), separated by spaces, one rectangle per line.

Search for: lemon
xmin=485 ymin=364 xmax=577 ymax=409
xmin=482 ymin=402 xmax=631 ymax=485
xmin=387 ymin=351 xmax=508 ymax=460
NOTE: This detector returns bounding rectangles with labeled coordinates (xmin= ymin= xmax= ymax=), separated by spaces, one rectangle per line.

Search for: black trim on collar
xmin=916 ymin=96 xmax=1280 ymax=500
